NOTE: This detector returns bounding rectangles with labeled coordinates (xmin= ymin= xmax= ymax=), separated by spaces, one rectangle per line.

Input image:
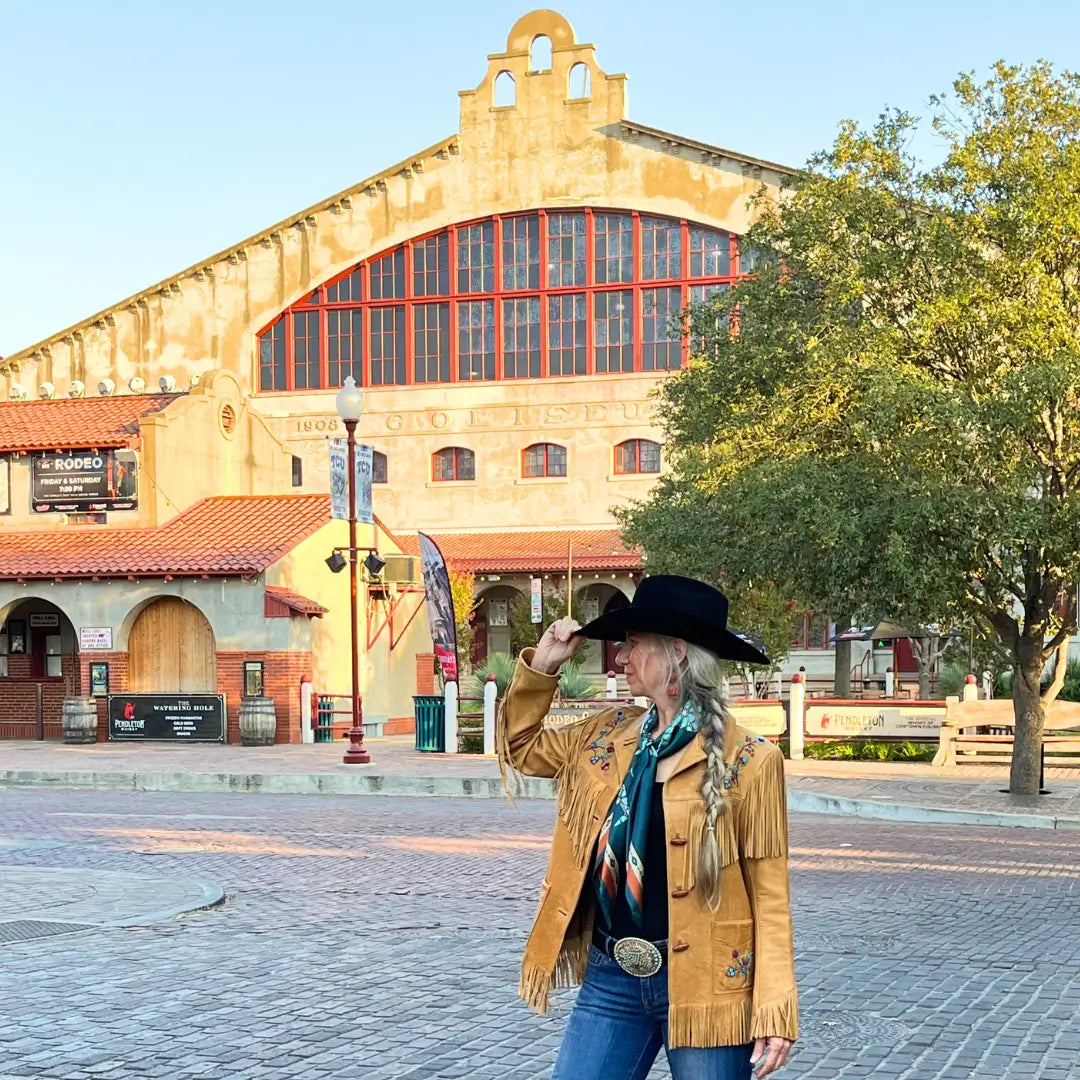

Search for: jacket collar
xmin=615 ymin=709 xmax=741 ymax=782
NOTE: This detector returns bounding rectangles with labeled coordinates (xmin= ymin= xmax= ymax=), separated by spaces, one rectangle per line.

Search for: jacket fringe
xmin=736 ymin=748 xmax=789 ymax=859
xmin=519 ymin=941 xmax=589 ymax=1014
xmin=751 ymin=990 xmax=800 ymax=1042
xmin=554 ymin=746 xmax=613 ymax=865
xmin=686 ymin=802 xmax=740 ymax=885
xmin=668 ymin=999 xmax=753 ymax=1050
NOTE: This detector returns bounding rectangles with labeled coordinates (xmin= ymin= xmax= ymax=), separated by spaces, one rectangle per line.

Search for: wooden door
xmin=128 ymin=598 xmax=217 ymax=693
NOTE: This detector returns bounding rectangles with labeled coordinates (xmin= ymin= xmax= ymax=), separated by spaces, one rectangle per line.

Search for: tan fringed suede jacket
xmin=498 ymin=650 xmax=799 ymax=1050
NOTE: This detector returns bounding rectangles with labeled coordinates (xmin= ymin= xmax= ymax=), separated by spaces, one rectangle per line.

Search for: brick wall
xmin=216 ymin=651 xmax=312 ymax=744
xmin=77 ymin=652 xmax=129 ymax=739
xmin=0 ymin=655 xmax=79 ymax=739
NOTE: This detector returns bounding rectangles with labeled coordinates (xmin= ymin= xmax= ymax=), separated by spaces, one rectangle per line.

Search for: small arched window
xmin=523 ymin=442 xmax=567 ymax=478
xmin=614 ymin=439 xmax=661 ymax=475
xmin=568 ymin=62 xmax=591 ymax=100
xmin=494 ymin=70 xmax=516 ymax=108
xmin=372 ymin=450 xmax=388 ymax=485
xmin=530 ymin=34 xmax=552 ymax=73
xmin=433 ymin=447 xmax=475 ymax=482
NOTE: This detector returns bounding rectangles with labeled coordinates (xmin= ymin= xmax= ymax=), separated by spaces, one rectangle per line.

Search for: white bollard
xmin=444 ymin=679 xmax=459 ymax=755
xmin=483 ymin=674 xmax=497 ymax=757
xmin=982 ymin=670 xmax=993 ymax=700
xmin=885 ymin=667 xmax=895 ymax=698
xmin=963 ymin=674 xmax=978 ymax=702
xmin=606 ymin=670 xmax=618 ymax=699
xmin=788 ymin=672 xmax=806 ymax=761
xmin=300 ymin=677 xmax=314 ymax=745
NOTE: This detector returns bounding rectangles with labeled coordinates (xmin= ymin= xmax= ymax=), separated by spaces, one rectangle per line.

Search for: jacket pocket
xmin=712 ymin=918 xmax=754 ymax=993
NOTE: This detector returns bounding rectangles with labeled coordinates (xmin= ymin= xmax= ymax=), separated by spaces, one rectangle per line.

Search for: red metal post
xmin=342 ymin=417 xmax=371 ymax=765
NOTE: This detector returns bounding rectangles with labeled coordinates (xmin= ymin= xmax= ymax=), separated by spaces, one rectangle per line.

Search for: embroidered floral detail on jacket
xmin=726 ymin=949 xmax=753 ymax=979
xmin=722 ymin=734 xmax=767 ymax=790
xmin=586 ymin=714 xmax=621 ymax=772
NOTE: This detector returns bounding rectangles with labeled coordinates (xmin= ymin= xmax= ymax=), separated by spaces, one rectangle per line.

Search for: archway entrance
xmin=128 ymin=597 xmax=217 ymax=693
xmin=0 ymin=598 xmax=78 ymax=739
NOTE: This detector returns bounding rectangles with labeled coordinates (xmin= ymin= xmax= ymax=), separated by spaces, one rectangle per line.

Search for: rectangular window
xmin=413 ymin=233 xmax=450 ymax=297
xmin=502 ymin=297 xmax=542 ymax=378
xmin=244 ymin=661 xmax=264 ymax=698
xmin=326 ymin=268 xmax=363 ymax=303
xmin=369 ymin=306 xmax=406 ymax=385
xmin=524 ymin=444 xmax=567 ymax=478
xmin=594 ymin=213 xmax=633 ymax=284
xmin=641 ymin=216 xmax=682 ymax=280
xmin=548 ymin=294 xmax=587 ymax=376
xmin=502 ymin=215 xmax=540 ymax=290
xmin=639 ymin=441 xmax=661 ymax=472
xmin=292 ymin=310 xmax=321 ymax=390
xmin=793 ymin=614 xmax=830 ymax=650
xmin=688 ymin=283 xmax=730 ymax=354
xmin=291 ymin=455 xmax=303 ymax=487
xmin=258 ymin=316 xmax=286 ymax=391
xmin=594 ymin=290 xmax=634 ymax=373
xmin=369 ymin=248 xmax=405 ymax=300
xmin=547 ymin=212 xmax=586 ymax=287
xmin=643 ymin=287 xmax=683 ymax=371
xmin=458 ymin=299 xmax=496 ymax=380
xmin=689 ymin=227 xmax=731 ymax=277
xmin=413 ymin=303 xmax=450 ymax=383
xmin=327 ymin=308 xmax=363 ymax=387
xmin=457 ymin=221 xmax=495 ymax=293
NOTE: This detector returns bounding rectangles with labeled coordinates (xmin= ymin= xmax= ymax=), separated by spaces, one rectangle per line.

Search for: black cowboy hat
xmin=576 ymin=575 xmax=770 ymax=666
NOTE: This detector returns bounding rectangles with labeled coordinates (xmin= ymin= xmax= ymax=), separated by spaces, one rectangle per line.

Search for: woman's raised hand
xmin=531 ymin=617 xmax=586 ymax=675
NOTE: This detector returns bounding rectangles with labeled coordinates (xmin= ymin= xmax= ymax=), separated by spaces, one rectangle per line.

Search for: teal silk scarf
xmin=594 ymin=701 xmax=700 ymax=932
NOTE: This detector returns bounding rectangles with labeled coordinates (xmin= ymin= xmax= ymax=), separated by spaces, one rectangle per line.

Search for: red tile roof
xmin=397 ymin=528 xmax=642 ymax=573
xmin=0 ymin=494 xmax=331 ymax=580
xmin=265 ymin=586 xmax=328 ymax=618
xmin=0 ymin=393 xmax=181 ymax=453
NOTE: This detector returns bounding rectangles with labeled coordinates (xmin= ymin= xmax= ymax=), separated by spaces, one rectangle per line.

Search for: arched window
xmin=372 ymin=450 xmax=388 ymax=484
xmin=523 ymin=442 xmax=567 ymax=478
xmin=256 ymin=210 xmax=743 ymax=392
xmin=568 ymin=62 xmax=591 ymax=99
xmin=494 ymin=70 xmax=516 ymax=108
xmin=614 ymin=439 xmax=661 ymax=475
xmin=433 ymin=446 xmax=475 ymax=482
xmin=530 ymin=35 xmax=552 ymax=72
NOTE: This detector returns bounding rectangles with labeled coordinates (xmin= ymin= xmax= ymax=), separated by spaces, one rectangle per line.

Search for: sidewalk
xmin=2 ymin=737 xmax=1079 ymax=829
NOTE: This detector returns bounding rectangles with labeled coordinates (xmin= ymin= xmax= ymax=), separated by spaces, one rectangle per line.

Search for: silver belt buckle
xmin=612 ymin=936 xmax=663 ymax=978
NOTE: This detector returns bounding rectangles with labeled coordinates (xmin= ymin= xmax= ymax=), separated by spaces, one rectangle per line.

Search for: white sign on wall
xmin=730 ymin=701 xmax=787 ymax=737
xmin=805 ymin=702 xmax=946 ymax=738
xmin=489 ymin=598 xmax=508 ymax=627
xmin=530 ymin=578 xmax=543 ymax=624
xmin=79 ymin=627 xmax=114 ymax=650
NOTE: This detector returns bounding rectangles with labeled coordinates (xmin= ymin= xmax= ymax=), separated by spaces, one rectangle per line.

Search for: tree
xmin=620 ymin=61 xmax=1080 ymax=794
xmin=448 ymin=568 xmax=479 ymax=674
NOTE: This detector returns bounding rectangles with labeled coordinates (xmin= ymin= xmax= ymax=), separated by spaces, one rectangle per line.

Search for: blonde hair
xmin=657 ymin=637 xmax=731 ymax=911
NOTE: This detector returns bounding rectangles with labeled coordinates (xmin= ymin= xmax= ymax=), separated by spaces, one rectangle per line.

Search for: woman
xmin=498 ymin=575 xmax=797 ymax=1080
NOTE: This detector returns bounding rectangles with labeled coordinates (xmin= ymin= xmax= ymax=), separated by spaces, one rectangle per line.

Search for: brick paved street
xmin=0 ymin=789 xmax=1078 ymax=1079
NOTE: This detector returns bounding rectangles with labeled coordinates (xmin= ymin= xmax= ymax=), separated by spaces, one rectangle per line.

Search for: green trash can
xmin=413 ymin=695 xmax=445 ymax=752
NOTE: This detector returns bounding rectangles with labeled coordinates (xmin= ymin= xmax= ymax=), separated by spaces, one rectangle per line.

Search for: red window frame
xmin=614 ymin=439 xmax=661 ymax=475
xmin=522 ymin=442 xmax=567 ymax=478
xmin=256 ymin=208 xmax=748 ymax=393
xmin=792 ymin=614 xmax=830 ymax=650
xmin=432 ymin=446 xmax=475 ymax=482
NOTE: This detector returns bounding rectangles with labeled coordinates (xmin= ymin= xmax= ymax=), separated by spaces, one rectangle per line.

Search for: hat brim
xmin=577 ymin=606 xmax=770 ymax=666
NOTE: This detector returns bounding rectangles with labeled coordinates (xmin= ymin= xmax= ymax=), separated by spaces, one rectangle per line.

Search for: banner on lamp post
xmin=530 ymin=577 xmax=543 ymax=623
xmin=418 ymin=532 xmax=458 ymax=682
xmin=329 ymin=440 xmax=374 ymax=524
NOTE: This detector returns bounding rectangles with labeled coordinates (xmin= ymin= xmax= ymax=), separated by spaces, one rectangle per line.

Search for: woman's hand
xmin=531 ymin=617 xmax=586 ymax=675
xmin=751 ymin=1036 xmax=792 ymax=1077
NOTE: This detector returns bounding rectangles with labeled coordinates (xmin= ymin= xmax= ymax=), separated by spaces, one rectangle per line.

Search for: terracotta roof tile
xmin=397 ymin=528 xmax=641 ymax=573
xmin=265 ymin=586 xmax=328 ymax=618
xmin=0 ymin=494 xmax=331 ymax=579
xmin=0 ymin=393 xmax=181 ymax=453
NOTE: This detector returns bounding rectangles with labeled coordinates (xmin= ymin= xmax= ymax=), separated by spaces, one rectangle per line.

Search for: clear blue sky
xmin=2 ymin=0 xmax=1078 ymax=356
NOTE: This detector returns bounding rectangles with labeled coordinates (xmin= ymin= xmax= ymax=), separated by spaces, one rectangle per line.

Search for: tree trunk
xmin=833 ymin=614 xmax=852 ymax=698
xmin=1009 ymin=638 xmax=1046 ymax=796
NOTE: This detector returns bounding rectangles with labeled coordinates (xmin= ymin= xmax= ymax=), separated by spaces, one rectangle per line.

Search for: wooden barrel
xmin=62 ymin=698 xmax=99 ymax=744
xmin=239 ymin=696 xmax=277 ymax=746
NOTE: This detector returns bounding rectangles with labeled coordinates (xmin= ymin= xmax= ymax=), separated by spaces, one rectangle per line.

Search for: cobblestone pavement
xmin=4 ymin=737 xmax=1079 ymax=820
xmin=0 ymin=788 xmax=1078 ymax=1079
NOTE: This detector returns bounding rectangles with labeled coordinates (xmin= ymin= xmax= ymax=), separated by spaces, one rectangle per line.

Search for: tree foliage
xmin=620 ymin=61 xmax=1080 ymax=793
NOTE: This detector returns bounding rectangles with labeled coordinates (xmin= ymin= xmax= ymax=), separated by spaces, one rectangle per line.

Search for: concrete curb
xmin=4 ymin=767 xmax=1078 ymax=830
xmin=112 ymin=878 xmax=226 ymax=926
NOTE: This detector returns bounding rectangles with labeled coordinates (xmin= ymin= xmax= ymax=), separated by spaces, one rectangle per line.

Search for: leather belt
xmin=594 ymin=928 xmax=668 ymax=977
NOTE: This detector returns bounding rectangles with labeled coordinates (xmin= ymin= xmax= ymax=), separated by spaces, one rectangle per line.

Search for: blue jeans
xmin=551 ymin=946 xmax=754 ymax=1080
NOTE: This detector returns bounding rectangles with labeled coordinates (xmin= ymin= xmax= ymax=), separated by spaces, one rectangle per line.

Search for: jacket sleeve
xmin=737 ymin=746 xmax=799 ymax=1042
xmin=496 ymin=648 xmax=573 ymax=781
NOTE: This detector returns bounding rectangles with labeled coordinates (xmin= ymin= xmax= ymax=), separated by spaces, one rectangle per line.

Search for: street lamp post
xmin=337 ymin=377 xmax=370 ymax=765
